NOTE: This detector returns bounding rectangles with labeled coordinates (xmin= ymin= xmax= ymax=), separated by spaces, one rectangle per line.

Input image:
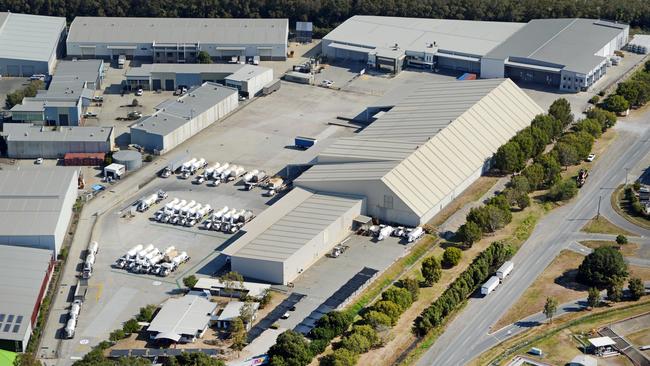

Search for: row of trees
xmin=4 ymin=0 xmax=650 ymax=35
xmin=625 ymin=184 xmax=649 ymax=217
xmin=413 ymin=241 xmax=514 ymax=336
xmin=603 ymin=61 xmax=650 ymax=114
xmin=5 ymin=79 xmax=45 ymax=109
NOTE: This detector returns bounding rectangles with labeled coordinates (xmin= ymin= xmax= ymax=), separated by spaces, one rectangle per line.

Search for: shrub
xmin=456 ymin=221 xmax=482 ymax=247
xmin=589 ymin=95 xmax=600 ymax=104
xmin=372 ymin=301 xmax=401 ymax=326
xmin=629 ymin=277 xmax=645 ymax=300
xmin=122 ymin=318 xmax=140 ymax=333
xmin=381 ymin=287 xmax=413 ymax=312
xmin=397 ymin=277 xmax=420 ymax=301
xmin=362 ymin=311 xmax=392 ymax=329
xmin=616 ymin=235 xmax=628 ymax=245
xmin=350 ymin=325 xmax=380 ymax=348
xmin=421 ymin=255 xmax=442 ymax=286
xmin=319 ymin=348 xmax=358 ymax=366
xmin=182 ymin=275 xmax=198 ymax=288
xmin=603 ymin=94 xmax=629 ymax=114
xmin=136 ymin=304 xmax=157 ymax=322
xmin=442 ymin=247 xmax=462 ymax=267
xmin=547 ymin=179 xmax=578 ymax=202
xmin=109 ymin=329 xmax=126 ymax=341
xmin=339 ymin=333 xmax=371 ymax=354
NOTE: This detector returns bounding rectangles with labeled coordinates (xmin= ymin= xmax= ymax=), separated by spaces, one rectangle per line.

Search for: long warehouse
xmin=226 ymin=79 xmax=542 ymax=284
xmin=3 ymin=124 xmax=114 ymax=159
xmin=67 ymin=17 xmax=288 ymax=61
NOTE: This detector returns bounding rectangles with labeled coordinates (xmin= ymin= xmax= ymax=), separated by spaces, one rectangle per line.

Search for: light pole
xmin=624 ymin=167 xmax=630 ymax=186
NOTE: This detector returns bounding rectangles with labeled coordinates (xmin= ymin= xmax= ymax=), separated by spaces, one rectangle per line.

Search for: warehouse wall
xmin=0 ymin=236 xmax=56 ymax=254
xmin=54 ymin=169 xmax=78 ymax=255
xmin=7 ymin=140 xmax=112 ymax=159
xmin=480 ymin=58 xmax=506 ymax=78
xmin=0 ymin=58 xmax=49 ymax=77
xmin=231 ymin=256 xmax=285 ymax=284
xmin=130 ymin=127 xmax=164 ymax=152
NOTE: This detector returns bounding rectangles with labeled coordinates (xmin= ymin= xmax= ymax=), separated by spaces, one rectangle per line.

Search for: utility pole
xmin=625 ymin=167 xmax=630 ymax=186
xmin=597 ymin=196 xmax=602 ymax=219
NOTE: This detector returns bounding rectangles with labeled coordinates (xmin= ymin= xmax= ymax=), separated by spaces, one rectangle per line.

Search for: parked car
xmin=84 ymin=111 xmax=98 ymax=118
xmin=92 ymin=96 xmax=104 ymax=102
xmin=174 ymin=86 xmax=188 ymax=96
xmin=281 ymin=312 xmax=291 ymax=319
xmin=127 ymin=111 xmax=143 ymax=120
xmin=35 ymin=158 xmax=43 ymax=165
xmin=135 ymin=88 xmax=143 ymax=96
xmin=30 ymin=74 xmax=46 ymax=81
xmin=320 ymin=79 xmax=334 ymax=88
xmin=587 ymin=153 xmax=596 ymax=162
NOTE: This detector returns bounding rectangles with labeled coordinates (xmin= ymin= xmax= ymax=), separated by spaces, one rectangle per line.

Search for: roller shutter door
xmin=81 ymin=47 xmax=96 ymax=57
xmin=22 ymin=66 xmax=34 ymax=76
xmin=152 ymin=79 xmax=162 ymax=91
xmin=6 ymin=65 xmax=19 ymax=76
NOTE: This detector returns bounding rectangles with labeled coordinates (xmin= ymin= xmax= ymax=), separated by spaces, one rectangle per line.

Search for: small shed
xmin=104 ymin=163 xmax=125 ymax=179
xmin=569 ymin=355 xmax=597 ymax=366
xmin=215 ymin=301 xmax=260 ymax=331
xmin=588 ymin=336 xmax=616 ymax=356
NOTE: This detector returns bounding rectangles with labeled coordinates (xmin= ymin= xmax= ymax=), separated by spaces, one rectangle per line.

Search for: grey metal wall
xmin=231 ymin=257 xmax=285 ymax=284
xmin=7 ymin=140 xmax=111 ymax=159
xmin=0 ymin=58 xmax=49 ymax=77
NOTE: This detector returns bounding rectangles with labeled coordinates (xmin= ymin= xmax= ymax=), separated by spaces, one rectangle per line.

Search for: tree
xmin=574 ymin=118 xmax=602 ymax=138
xmin=607 ymin=279 xmax=624 ymax=302
xmin=136 ymin=304 xmax=157 ymax=322
xmin=616 ymin=235 xmax=628 ymax=245
xmin=221 ymin=271 xmax=244 ymax=297
xmin=350 ymin=325 xmax=380 ymax=348
xmin=174 ymin=353 xmax=224 ymax=366
xmin=604 ymin=94 xmax=629 ymax=114
xmin=442 ymin=247 xmax=462 ymax=267
xmin=578 ymin=246 xmax=629 ymax=287
xmin=549 ymin=98 xmax=573 ymax=127
xmin=547 ymin=179 xmax=578 ymax=202
xmin=183 ymin=275 xmax=198 ymax=288
xmin=587 ymin=287 xmax=600 ymax=309
xmin=197 ymin=50 xmax=212 ymax=64
xmin=421 ymin=255 xmax=442 ymax=286
xmin=398 ymin=277 xmax=420 ymax=301
xmin=493 ymin=141 xmax=525 ymax=173
xmin=381 ymin=287 xmax=413 ymax=311
xmin=319 ymin=348 xmax=358 ymax=366
xmin=456 ymin=221 xmax=482 ymax=247
xmin=555 ymin=142 xmax=579 ymax=167
xmin=339 ymin=333 xmax=371 ymax=353
xmin=522 ymin=163 xmax=545 ymax=190
xmin=14 ymin=353 xmax=42 ymax=366
xmin=259 ymin=289 xmax=273 ymax=308
xmin=122 ymin=318 xmax=140 ymax=333
xmin=239 ymin=301 xmax=256 ymax=325
xmin=586 ymin=108 xmax=617 ymax=130
xmin=543 ymin=297 xmax=558 ymax=323
xmin=230 ymin=318 xmax=246 ymax=352
xmin=629 ymin=277 xmax=645 ymax=301
xmin=268 ymin=330 xmax=312 ymax=366
xmin=537 ymin=154 xmax=562 ymax=187
xmin=372 ymin=301 xmax=402 ymax=325
xmin=362 ymin=310 xmax=392 ymax=330
xmin=6 ymin=89 xmax=24 ymax=109
xmin=109 ymin=329 xmax=126 ymax=341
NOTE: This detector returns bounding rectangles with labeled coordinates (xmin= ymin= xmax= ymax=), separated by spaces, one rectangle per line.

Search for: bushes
xmin=421 ymin=255 xmax=442 ymax=286
xmin=122 ymin=318 xmax=140 ymax=333
xmin=589 ymin=95 xmax=600 ymax=104
xmin=456 ymin=221 xmax=482 ymax=247
xmin=442 ymin=247 xmax=462 ymax=267
xmin=5 ymin=80 xmax=45 ymax=109
xmin=616 ymin=235 xmax=628 ymax=245
xmin=604 ymin=94 xmax=629 ymax=114
xmin=397 ymin=277 xmax=420 ymax=301
xmin=547 ymin=179 xmax=578 ymax=202
xmin=413 ymin=241 xmax=514 ymax=336
xmin=381 ymin=287 xmax=413 ymax=312
xmin=136 ymin=304 xmax=157 ymax=322
xmin=629 ymin=277 xmax=646 ymax=300
xmin=182 ymin=275 xmax=198 ymax=288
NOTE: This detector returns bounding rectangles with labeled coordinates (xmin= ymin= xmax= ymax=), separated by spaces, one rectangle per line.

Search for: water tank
xmin=113 ymin=150 xmax=142 ymax=171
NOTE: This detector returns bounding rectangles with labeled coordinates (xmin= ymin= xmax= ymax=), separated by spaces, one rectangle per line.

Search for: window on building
xmin=383 ymin=195 xmax=394 ymax=209
xmin=167 ymin=52 xmax=173 ymax=57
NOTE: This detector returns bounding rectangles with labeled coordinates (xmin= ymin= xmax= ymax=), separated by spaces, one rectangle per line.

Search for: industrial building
xmin=0 ymin=12 xmax=66 ymax=76
xmin=481 ymin=18 xmax=629 ymax=91
xmin=125 ymin=63 xmax=273 ymax=97
xmin=10 ymin=60 xmax=104 ymax=126
xmin=0 ymin=245 xmax=54 ymax=352
xmin=215 ymin=301 xmax=259 ymax=330
xmin=4 ymin=124 xmax=114 ymax=159
xmin=67 ymin=17 xmax=288 ymax=61
xmin=322 ymin=16 xmax=629 ymax=91
xmin=225 ymin=188 xmax=365 ymax=285
xmin=130 ymin=82 xmax=238 ymax=154
xmin=147 ymin=292 xmax=217 ymax=343
xmin=0 ymin=168 xmax=79 ymax=255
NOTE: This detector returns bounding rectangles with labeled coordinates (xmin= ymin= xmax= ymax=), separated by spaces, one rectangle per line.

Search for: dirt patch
xmin=492 ymin=250 xmax=588 ymax=331
xmin=580 ymin=241 xmax=640 ymax=257
xmin=581 ymin=216 xmax=636 ymax=236
xmin=629 ymin=265 xmax=650 ymax=280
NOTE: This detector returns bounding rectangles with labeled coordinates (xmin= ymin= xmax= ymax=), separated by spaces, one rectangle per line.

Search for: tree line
xmin=601 ymin=61 xmax=650 ymax=114
xmin=2 ymin=0 xmax=650 ymax=37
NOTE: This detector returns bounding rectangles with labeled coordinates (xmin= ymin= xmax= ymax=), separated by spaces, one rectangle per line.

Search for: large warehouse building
xmin=226 ymin=79 xmax=543 ymax=284
xmin=322 ymin=16 xmax=629 ymax=91
xmin=66 ymin=17 xmax=288 ymax=61
xmin=0 ymin=245 xmax=54 ymax=352
xmin=125 ymin=63 xmax=273 ymax=97
xmin=3 ymin=124 xmax=114 ymax=159
xmin=0 ymin=168 xmax=79 ymax=255
xmin=130 ymin=82 xmax=238 ymax=154
xmin=0 ymin=12 xmax=66 ymax=76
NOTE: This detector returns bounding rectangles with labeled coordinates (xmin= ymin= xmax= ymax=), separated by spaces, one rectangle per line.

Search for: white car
xmin=30 ymin=74 xmax=46 ymax=81
xmin=135 ymin=88 xmax=143 ymax=96
xmin=84 ymin=111 xmax=97 ymax=118
xmin=587 ymin=153 xmax=596 ymax=162
xmin=281 ymin=312 xmax=291 ymax=319
xmin=35 ymin=158 xmax=43 ymax=165
xmin=320 ymin=80 xmax=334 ymax=88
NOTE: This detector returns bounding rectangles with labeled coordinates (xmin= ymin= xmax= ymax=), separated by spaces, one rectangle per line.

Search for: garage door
xmin=81 ymin=47 xmax=96 ymax=57
xmin=164 ymin=79 xmax=174 ymax=91
xmin=152 ymin=79 xmax=162 ymax=91
xmin=22 ymin=66 xmax=34 ymax=76
xmin=6 ymin=65 xmax=19 ymax=76
xmin=258 ymin=48 xmax=272 ymax=59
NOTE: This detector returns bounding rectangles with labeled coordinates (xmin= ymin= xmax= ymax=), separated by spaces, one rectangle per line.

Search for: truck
xmin=64 ymin=317 xmax=77 ymax=339
xmin=377 ymin=225 xmax=393 ymax=241
xmin=577 ymin=169 xmax=589 ymax=187
xmin=82 ymin=252 xmax=96 ymax=279
xmin=137 ymin=194 xmax=158 ymax=212
xmin=481 ymin=276 xmax=500 ymax=296
xmin=496 ymin=261 xmax=514 ymax=280
xmin=295 ymin=136 xmax=317 ymax=150
xmin=117 ymin=54 xmax=126 ymax=69
xmin=407 ymin=227 xmax=424 ymax=243
xmin=180 ymin=158 xmax=197 ymax=173
xmin=244 ymin=170 xmax=267 ymax=190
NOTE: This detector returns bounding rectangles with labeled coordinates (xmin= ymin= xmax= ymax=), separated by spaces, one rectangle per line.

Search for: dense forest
xmin=1 ymin=0 xmax=649 ymax=36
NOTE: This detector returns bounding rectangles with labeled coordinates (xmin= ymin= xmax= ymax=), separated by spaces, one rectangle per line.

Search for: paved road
xmin=417 ymin=113 xmax=650 ymax=366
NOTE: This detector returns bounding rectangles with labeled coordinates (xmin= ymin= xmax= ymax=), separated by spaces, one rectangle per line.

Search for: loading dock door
xmin=22 ymin=66 xmax=34 ymax=76
xmin=164 ymin=79 xmax=175 ymax=91
xmin=152 ymin=79 xmax=162 ymax=91
xmin=6 ymin=65 xmax=19 ymax=76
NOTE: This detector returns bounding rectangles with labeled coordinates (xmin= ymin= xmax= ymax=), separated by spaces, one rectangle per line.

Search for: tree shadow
xmin=554 ymin=269 xmax=589 ymax=292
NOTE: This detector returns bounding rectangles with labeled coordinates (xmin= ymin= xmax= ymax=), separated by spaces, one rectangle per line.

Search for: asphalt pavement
xmin=417 ymin=111 xmax=650 ymax=366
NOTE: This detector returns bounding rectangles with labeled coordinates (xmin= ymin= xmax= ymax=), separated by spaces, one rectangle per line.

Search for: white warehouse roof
xmin=148 ymin=293 xmax=217 ymax=341
xmin=324 ymin=15 xmax=524 ymax=57
xmin=0 ymin=12 xmax=65 ymax=62
xmin=68 ymin=17 xmax=288 ymax=45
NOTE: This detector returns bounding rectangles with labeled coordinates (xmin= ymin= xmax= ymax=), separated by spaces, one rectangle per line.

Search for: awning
xmin=154 ymin=332 xmax=181 ymax=342
xmin=79 ymin=45 xmax=96 ymax=49
xmin=329 ymin=42 xmax=374 ymax=54
xmin=588 ymin=337 xmax=616 ymax=348
xmin=107 ymin=45 xmax=137 ymax=50
xmin=506 ymin=60 xmax=562 ymax=73
xmin=216 ymin=47 xmax=246 ymax=51
xmin=436 ymin=52 xmax=480 ymax=63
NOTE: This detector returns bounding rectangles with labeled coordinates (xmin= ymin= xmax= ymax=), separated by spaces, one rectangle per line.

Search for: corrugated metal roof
xmin=127 ymin=63 xmax=245 ymax=77
xmin=318 ymin=137 xmax=419 ymax=163
xmin=0 ymin=12 xmax=65 ymax=62
xmin=226 ymin=188 xmax=362 ymax=261
xmin=0 ymin=168 xmax=77 ymax=237
xmin=68 ymin=17 xmax=288 ymax=46
xmin=324 ymin=15 xmax=524 ymax=57
xmin=4 ymin=123 xmax=113 ymax=143
xmin=131 ymin=82 xmax=237 ymax=136
xmin=0 ymin=245 xmax=52 ymax=341
xmin=216 ymin=301 xmax=259 ymax=322
xmin=296 ymin=161 xmax=398 ymax=182
xmin=485 ymin=18 xmax=628 ymax=74
xmin=148 ymin=294 xmax=217 ymax=337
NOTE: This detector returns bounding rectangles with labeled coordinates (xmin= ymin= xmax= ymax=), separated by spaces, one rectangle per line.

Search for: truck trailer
xmin=497 ymin=261 xmax=514 ymax=280
xmin=481 ymin=276 xmax=500 ymax=296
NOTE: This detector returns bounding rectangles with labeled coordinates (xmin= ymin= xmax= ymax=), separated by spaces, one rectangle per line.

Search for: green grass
xmin=581 ymin=216 xmax=635 ymax=236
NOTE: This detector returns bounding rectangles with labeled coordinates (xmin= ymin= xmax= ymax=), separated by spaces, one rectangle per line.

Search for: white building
xmin=130 ymin=82 xmax=238 ymax=154
xmin=0 ymin=168 xmax=79 ymax=255
xmin=215 ymin=301 xmax=259 ymax=330
xmin=67 ymin=17 xmax=288 ymax=61
xmin=148 ymin=293 xmax=217 ymax=343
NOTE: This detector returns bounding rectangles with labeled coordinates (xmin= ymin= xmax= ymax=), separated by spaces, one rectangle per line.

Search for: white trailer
xmin=88 ymin=241 xmax=99 ymax=256
xmin=481 ymin=276 xmax=500 ymax=296
xmin=496 ymin=261 xmax=514 ymax=280
xmin=64 ymin=317 xmax=77 ymax=339
xmin=137 ymin=244 xmax=155 ymax=259
xmin=69 ymin=300 xmax=82 ymax=319
xmin=377 ymin=226 xmax=393 ymax=241
xmin=407 ymin=227 xmax=424 ymax=243
xmin=181 ymin=158 xmax=197 ymax=172
xmin=126 ymin=244 xmax=143 ymax=259
xmin=137 ymin=193 xmax=158 ymax=212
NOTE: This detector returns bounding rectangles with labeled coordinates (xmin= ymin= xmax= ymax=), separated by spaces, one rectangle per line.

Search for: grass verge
xmin=581 ymin=216 xmax=635 ymax=236
xmin=580 ymin=240 xmax=639 ymax=257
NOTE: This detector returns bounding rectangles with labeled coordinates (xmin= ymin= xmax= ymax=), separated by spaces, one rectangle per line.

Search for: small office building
xmin=0 ymin=168 xmax=79 ymax=255
xmin=10 ymin=60 xmax=103 ymax=126
xmin=125 ymin=63 xmax=273 ymax=96
xmin=0 ymin=12 xmax=66 ymax=76
xmin=130 ymin=82 xmax=238 ymax=154
xmin=215 ymin=301 xmax=259 ymax=331
xmin=148 ymin=293 xmax=217 ymax=343
xmin=67 ymin=17 xmax=288 ymax=61
xmin=0 ymin=245 xmax=55 ymax=352
xmin=4 ymin=123 xmax=114 ymax=159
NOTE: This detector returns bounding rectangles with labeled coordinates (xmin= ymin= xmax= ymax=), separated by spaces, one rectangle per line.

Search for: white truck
xmin=496 ymin=261 xmax=514 ymax=280
xmin=137 ymin=193 xmax=158 ymax=212
xmin=117 ymin=54 xmax=126 ymax=69
xmin=481 ymin=276 xmax=500 ymax=296
xmin=82 ymin=250 xmax=96 ymax=279
xmin=64 ymin=317 xmax=77 ymax=339
xmin=407 ymin=227 xmax=424 ymax=243
xmin=377 ymin=225 xmax=394 ymax=241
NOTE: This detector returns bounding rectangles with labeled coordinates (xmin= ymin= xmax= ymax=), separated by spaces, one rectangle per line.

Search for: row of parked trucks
xmin=114 ymin=244 xmax=190 ymax=276
xmin=153 ymin=198 xmax=213 ymax=227
xmin=66 ymin=241 xmax=98 ymax=338
xmin=480 ymin=261 xmax=514 ymax=296
xmin=194 ymin=162 xmax=246 ymax=186
xmin=202 ymin=206 xmax=254 ymax=233
xmin=370 ymin=225 xmax=424 ymax=243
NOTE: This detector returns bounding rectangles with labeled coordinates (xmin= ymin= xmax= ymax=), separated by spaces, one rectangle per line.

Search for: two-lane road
xmin=417 ymin=115 xmax=650 ymax=366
